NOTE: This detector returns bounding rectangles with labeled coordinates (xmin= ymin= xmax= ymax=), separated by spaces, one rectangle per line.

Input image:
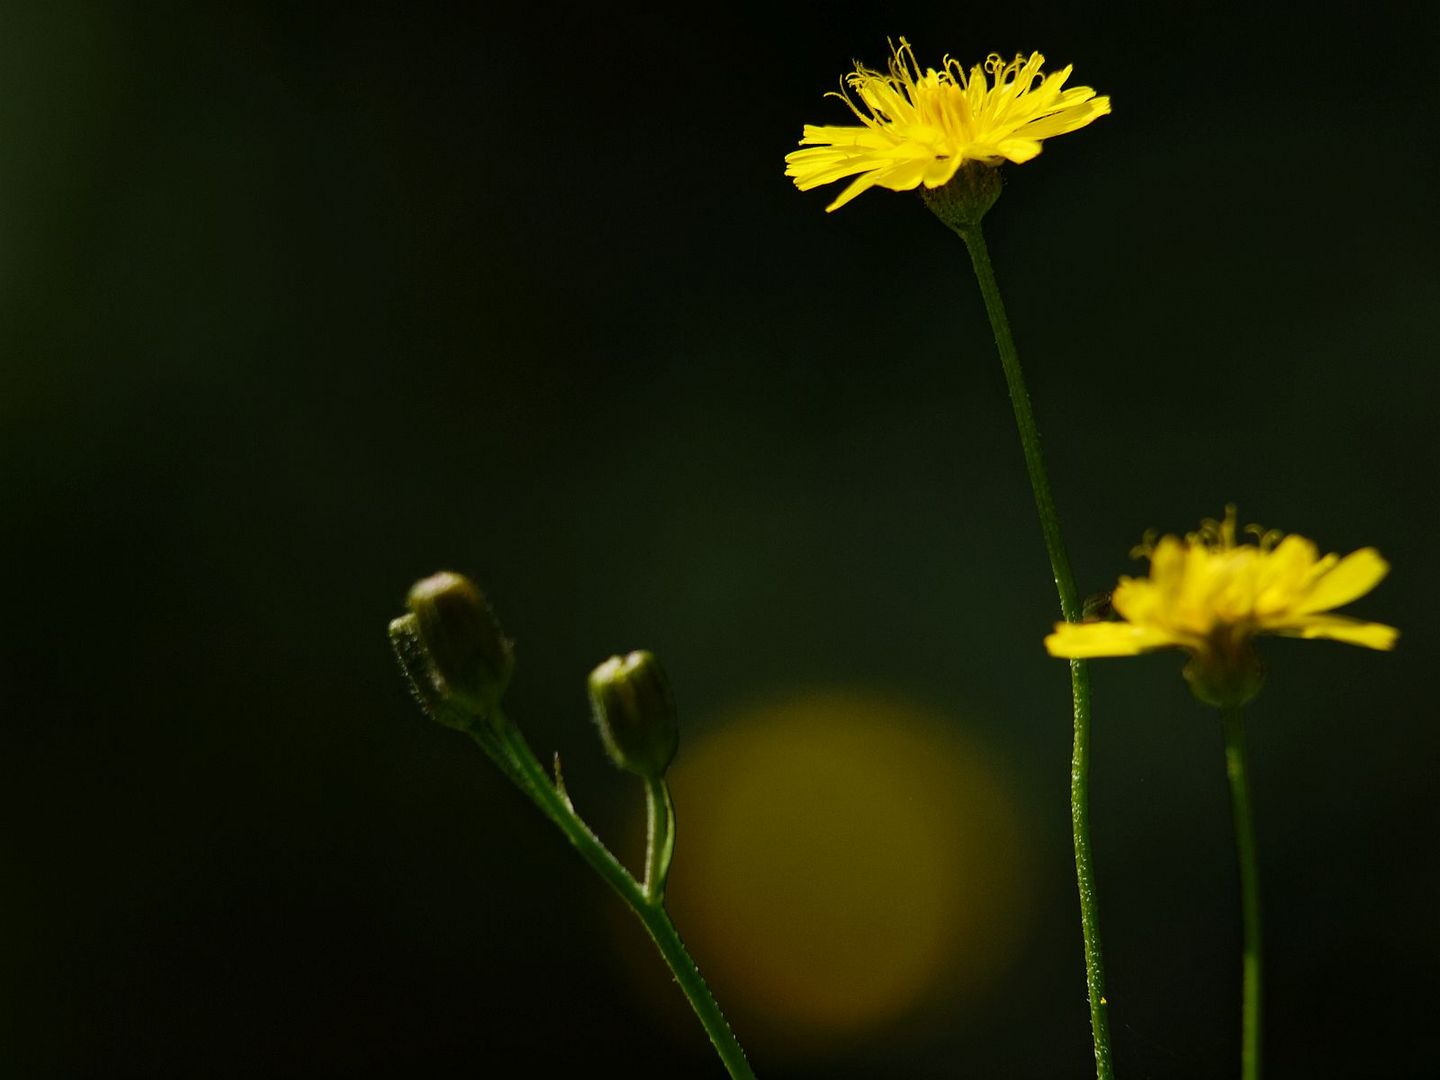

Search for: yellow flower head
xmin=1045 ymin=509 xmax=1398 ymax=707
xmin=785 ymin=39 xmax=1111 ymax=212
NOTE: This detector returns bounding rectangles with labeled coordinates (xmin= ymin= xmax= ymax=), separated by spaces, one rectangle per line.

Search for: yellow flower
xmin=1045 ymin=510 xmax=1398 ymax=706
xmin=785 ymin=39 xmax=1111 ymax=212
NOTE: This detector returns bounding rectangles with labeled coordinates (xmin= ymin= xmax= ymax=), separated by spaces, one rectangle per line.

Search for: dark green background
xmin=5 ymin=2 xmax=1438 ymax=1076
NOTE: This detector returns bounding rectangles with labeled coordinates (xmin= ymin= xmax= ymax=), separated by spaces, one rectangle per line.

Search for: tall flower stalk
xmin=1221 ymin=705 xmax=1262 ymax=1080
xmin=787 ymin=40 xmax=1115 ymax=1078
xmin=939 ymin=197 xmax=1113 ymax=1080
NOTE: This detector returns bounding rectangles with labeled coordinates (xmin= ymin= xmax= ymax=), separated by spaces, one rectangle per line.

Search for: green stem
xmin=958 ymin=225 xmax=1082 ymax=623
xmin=643 ymin=776 xmax=676 ymax=904
xmin=482 ymin=715 xmax=755 ymax=1080
xmin=1067 ymin=656 xmax=1110 ymax=1073
xmin=958 ymin=222 xmax=1114 ymax=1080
xmin=1221 ymin=706 xmax=1262 ymax=1080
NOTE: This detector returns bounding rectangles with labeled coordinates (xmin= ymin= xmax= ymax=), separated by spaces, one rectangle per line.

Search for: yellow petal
xmin=1044 ymin=621 xmax=1184 ymax=658
xmin=1146 ymin=536 xmax=1188 ymax=587
xmin=871 ymin=158 xmax=933 ymax=193
xmin=921 ymin=153 xmax=964 ymax=187
xmin=1294 ymin=547 xmax=1390 ymax=614
xmin=795 ymin=125 xmax=895 ymax=149
xmin=788 ymin=153 xmax=888 ymax=190
xmin=1111 ymin=576 xmax=1162 ymax=625
xmin=1276 ymin=614 xmax=1399 ymax=650
xmin=996 ymin=138 xmax=1042 ymax=163
xmin=824 ymin=169 xmax=886 ymax=212
xmin=1015 ymin=106 xmax=1097 ymax=142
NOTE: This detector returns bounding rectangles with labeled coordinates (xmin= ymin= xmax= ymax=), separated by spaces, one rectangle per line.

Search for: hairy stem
xmin=644 ymin=776 xmax=676 ymax=904
xmin=958 ymin=221 xmax=1114 ymax=1080
xmin=486 ymin=716 xmax=755 ymax=1079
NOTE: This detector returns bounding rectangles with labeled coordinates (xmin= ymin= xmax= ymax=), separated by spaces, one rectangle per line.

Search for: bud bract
xmin=405 ymin=571 xmax=514 ymax=716
xmin=588 ymin=651 xmax=679 ymax=779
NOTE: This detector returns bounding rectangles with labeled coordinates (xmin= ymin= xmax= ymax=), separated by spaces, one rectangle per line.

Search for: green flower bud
xmin=388 ymin=613 xmax=469 ymax=731
xmin=588 ymin=651 xmax=678 ymax=779
xmin=404 ymin=571 xmax=514 ymax=716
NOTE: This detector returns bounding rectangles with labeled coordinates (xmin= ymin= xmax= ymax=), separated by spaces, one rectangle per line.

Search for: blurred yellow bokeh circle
xmin=658 ymin=691 xmax=1030 ymax=1050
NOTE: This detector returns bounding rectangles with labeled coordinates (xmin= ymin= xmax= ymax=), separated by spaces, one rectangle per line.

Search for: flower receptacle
xmin=1183 ymin=641 xmax=1265 ymax=710
xmin=921 ymin=162 xmax=1004 ymax=235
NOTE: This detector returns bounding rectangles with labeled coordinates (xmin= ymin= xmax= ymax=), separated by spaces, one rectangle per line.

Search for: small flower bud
xmin=588 ymin=651 xmax=679 ymax=779
xmin=405 ymin=571 xmax=514 ymax=716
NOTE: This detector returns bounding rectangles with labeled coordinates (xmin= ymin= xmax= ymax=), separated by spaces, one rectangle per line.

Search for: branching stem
xmin=482 ymin=715 xmax=754 ymax=1079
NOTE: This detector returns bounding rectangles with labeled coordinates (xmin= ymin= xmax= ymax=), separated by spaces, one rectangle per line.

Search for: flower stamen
xmin=1244 ymin=524 xmax=1286 ymax=552
xmin=1130 ymin=529 xmax=1160 ymax=561
xmin=1189 ymin=505 xmax=1241 ymax=551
